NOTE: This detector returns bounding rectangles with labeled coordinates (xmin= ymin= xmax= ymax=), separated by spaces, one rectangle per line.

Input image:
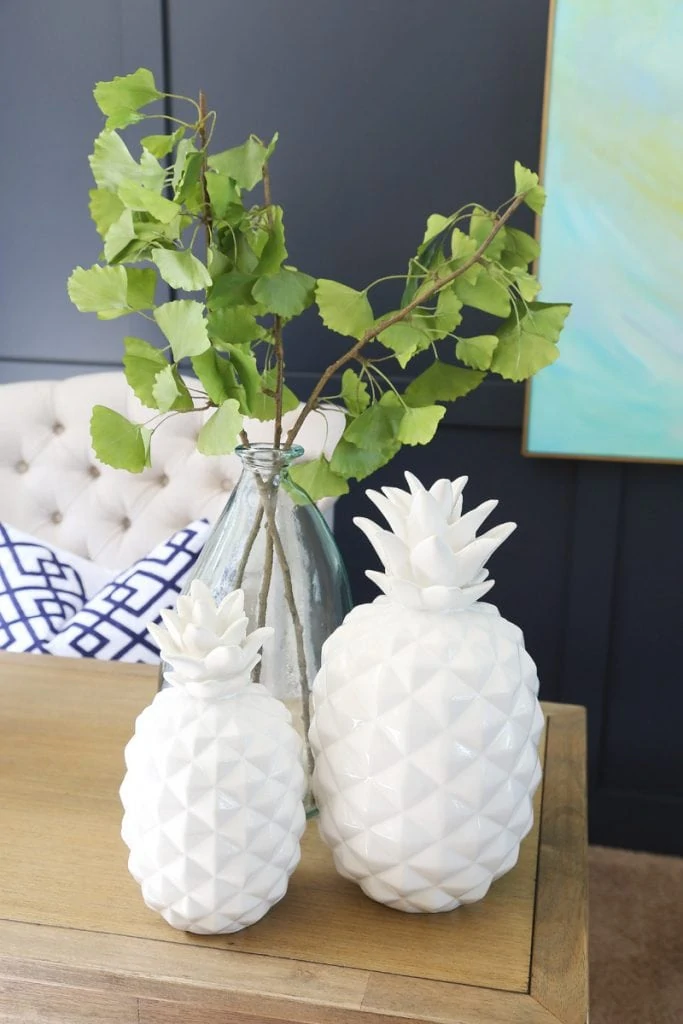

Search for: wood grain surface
xmin=0 ymin=652 xmax=587 ymax=1023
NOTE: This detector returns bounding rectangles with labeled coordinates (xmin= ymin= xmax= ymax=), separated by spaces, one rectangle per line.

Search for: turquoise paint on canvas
xmin=527 ymin=0 xmax=683 ymax=460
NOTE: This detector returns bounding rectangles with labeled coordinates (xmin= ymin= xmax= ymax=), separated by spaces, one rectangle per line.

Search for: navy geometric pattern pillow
xmin=0 ymin=524 xmax=114 ymax=653
xmin=46 ymin=519 xmax=211 ymax=664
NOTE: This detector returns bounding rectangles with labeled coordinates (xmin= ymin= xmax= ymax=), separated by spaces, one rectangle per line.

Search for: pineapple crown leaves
xmin=149 ymin=580 xmax=273 ymax=696
xmin=354 ymin=471 xmax=516 ymax=612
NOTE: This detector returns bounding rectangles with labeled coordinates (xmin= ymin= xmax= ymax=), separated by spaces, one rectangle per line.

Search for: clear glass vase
xmin=161 ymin=444 xmax=352 ymax=814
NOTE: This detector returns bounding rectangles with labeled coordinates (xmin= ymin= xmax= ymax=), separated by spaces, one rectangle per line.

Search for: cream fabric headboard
xmin=0 ymin=372 xmax=344 ymax=570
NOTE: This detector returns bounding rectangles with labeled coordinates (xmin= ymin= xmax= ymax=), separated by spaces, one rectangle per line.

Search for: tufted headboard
xmin=0 ymin=372 xmax=344 ymax=570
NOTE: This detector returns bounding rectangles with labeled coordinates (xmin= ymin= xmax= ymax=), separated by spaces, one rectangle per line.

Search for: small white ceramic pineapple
xmin=120 ymin=581 xmax=306 ymax=934
xmin=310 ymin=472 xmax=543 ymax=913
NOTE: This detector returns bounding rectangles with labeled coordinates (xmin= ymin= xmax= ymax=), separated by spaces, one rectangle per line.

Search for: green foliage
xmin=500 ymin=227 xmax=540 ymax=269
xmin=398 ymin=404 xmax=446 ymax=446
xmin=118 ymin=181 xmax=179 ymax=222
xmin=219 ymin=344 xmax=261 ymax=412
xmin=249 ymin=368 xmax=299 ymax=421
xmin=344 ymin=392 xmax=404 ymax=449
xmin=316 ymin=280 xmax=374 ymax=339
xmin=67 ymin=265 xmax=156 ymax=319
xmin=94 ymin=68 xmax=162 ymax=129
xmin=152 ymin=365 xmax=193 ymax=412
xmin=208 ymin=306 xmax=265 ymax=347
xmin=141 ymin=128 xmax=185 ymax=158
xmin=454 ymin=265 xmax=511 ymax=317
xmin=434 ymin=288 xmax=464 ymax=333
xmin=209 ymin=272 xmax=259 ymax=309
xmin=197 ymin=399 xmax=243 ymax=455
xmin=191 ymin=348 xmax=242 ymax=406
xmin=89 ymin=189 xmax=125 ymax=238
xmin=151 ymin=248 xmax=212 ymax=290
xmin=469 ymin=207 xmax=507 ymax=261
xmin=252 ymin=268 xmax=316 ymax=318
xmin=514 ymin=161 xmax=546 ymax=214
xmin=103 ymin=209 xmax=136 ymax=263
xmin=404 ymin=362 xmax=485 ymax=406
xmin=341 ymin=369 xmax=370 ymax=416
xmin=122 ymin=336 xmax=167 ymax=407
xmin=71 ymin=68 xmax=569 ymax=495
xmin=153 ymin=300 xmax=211 ymax=360
xmin=257 ymin=206 xmax=287 ymax=274
xmin=288 ymin=457 xmax=349 ymax=501
xmin=329 ymin=437 xmax=397 ymax=482
xmin=90 ymin=406 xmax=151 ymax=472
xmin=491 ymin=301 xmax=570 ymax=381
xmin=205 ymin=171 xmax=241 ymax=219
xmin=89 ymin=130 xmax=164 ymax=191
xmin=378 ymin=318 xmax=432 ymax=368
xmin=455 ymin=335 xmax=499 ymax=370
xmin=208 ymin=136 xmax=268 ymax=190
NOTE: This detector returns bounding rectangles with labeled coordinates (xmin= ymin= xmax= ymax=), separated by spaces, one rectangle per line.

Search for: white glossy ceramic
xmin=310 ymin=473 xmax=544 ymax=913
xmin=120 ymin=582 xmax=306 ymax=933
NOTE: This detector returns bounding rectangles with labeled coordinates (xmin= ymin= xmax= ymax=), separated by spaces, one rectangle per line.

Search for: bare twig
xmin=197 ymin=90 xmax=212 ymax=254
xmin=249 ymin=468 xmax=313 ymax=778
xmin=252 ymin=486 xmax=275 ymax=686
xmin=234 ymin=505 xmax=263 ymax=589
xmin=261 ymin=161 xmax=286 ymax=449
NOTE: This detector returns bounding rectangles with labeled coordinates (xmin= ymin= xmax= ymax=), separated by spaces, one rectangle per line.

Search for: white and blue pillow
xmin=45 ymin=519 xmax=211 ymax=664
xmin=0 ymin=524 xmax=114 ymax=653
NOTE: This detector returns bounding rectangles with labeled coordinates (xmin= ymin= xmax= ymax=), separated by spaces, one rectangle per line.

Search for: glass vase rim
xmin=235 ymin=442 xmax=305 ymax=465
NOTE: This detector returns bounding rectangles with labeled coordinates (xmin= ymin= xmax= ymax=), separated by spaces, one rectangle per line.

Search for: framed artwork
xmin=524 ymin=0 xmax=683 ymax=463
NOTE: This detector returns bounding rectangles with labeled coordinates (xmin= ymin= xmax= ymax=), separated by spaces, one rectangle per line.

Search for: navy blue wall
xmin=1 ymin=0 xmax=681 ymax=854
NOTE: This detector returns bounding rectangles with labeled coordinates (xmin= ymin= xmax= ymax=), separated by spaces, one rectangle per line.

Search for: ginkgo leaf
xmin=153 ymin=300 xmax=211 ymax=360
xmin=197 ymin=399 xmax=243 ymax=455
xmin=316 ymin=280 xmax=374 ymax=340
xmin=456 ymin=335 xmax=499 ymax=370
xmin=94 ymin=68 xmax=161 ymax=129
xmin=90 ymin=406 xmax=151 ymax=473
xmin=514 ymin=161 xmax=546 ymax=214
xmin=118 ymin=181 xmax=179 ymax=223
xmin=67 ymin=265 xmax=155 ymax=319
xmin=141 ymin=128 xmax=184 ymax=158
xmin=89 ymin=130 xmax=165 ymax=192
xmin=330 ymin=437 xmax=398 ymax=481
xmin=288 ymin=457 xmax=349 ymax=500
xmin=103 ymin=208 xmax=136 ymax=263
xmin=341 ymin=369 xmax=370 ymax=416
xmin=151 ymin=248 xmax=212 ymax=291
xmin=253 ymin=268 xmax=316 ymax=318
xmin=404 ymin=361 xmax=485 ymax=406
xmin=208 ymin=136 xmax=268 ymax=190
xmin=397 ymin=404 xmax=446 ymax=445
xmin=88 ymin=188 xmax=125 ymax=238
xmin=208 ymin=306 xmax=265 ymax=347
xmin=491 ymin=301 xmax=570 ymax=381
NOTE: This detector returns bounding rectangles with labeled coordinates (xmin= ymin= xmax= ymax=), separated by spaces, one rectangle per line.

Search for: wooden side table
xmin=0 ymin=653 xmax=588 ymax=1023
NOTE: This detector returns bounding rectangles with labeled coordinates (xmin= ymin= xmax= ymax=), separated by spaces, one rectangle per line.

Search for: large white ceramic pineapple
xmin=310 ymin=472 xmax=543 ymax=913
xmin=121 ymin=581 xmax=306 ymax=934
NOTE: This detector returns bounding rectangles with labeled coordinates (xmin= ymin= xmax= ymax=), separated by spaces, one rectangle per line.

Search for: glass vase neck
xmin=236 ymin=443 xmax=304 ymax=472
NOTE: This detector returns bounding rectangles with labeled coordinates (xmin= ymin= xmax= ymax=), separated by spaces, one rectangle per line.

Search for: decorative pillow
xmin=0 ymin=524 xmax=114 ymax=653
xmin=46 ymin=520 xmax=211 ymax=664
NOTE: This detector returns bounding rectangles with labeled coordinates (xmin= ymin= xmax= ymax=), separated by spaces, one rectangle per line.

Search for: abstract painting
xmin=525 ymin=0 xmax=683 ymax=462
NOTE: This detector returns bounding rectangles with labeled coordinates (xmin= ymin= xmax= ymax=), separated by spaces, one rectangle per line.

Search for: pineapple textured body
xmin=120 ymin=582 xmax=306 ymax=934
xmin=311 ymin=600 xmax=542 ymax=912
xmin=310 ymin=473 xmax=544 ymax=913
xmin=122 ymin=686 xmax=305 ymax=933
